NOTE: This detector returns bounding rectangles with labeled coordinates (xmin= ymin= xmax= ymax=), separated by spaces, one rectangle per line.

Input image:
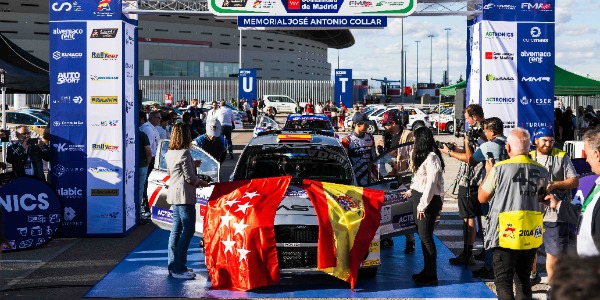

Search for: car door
xmin=279 ymin=96 xmax=296 ymax=113
xmin=362 ymin=142 xmax=416 ymax=240
xmin=149 ymin=139 xmax=220 ymax=237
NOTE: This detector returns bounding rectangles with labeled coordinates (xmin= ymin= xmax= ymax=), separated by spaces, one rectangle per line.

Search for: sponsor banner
xmin=334 ymin=69 xmax=353 ymax=108
xmin=211 ymin=0 xmax=415 ymax=16
xmin=123 ymin=20 xmax=138 ymax=231
xmin=238 ymin=69 xmax=257 ymax=103
xmin=50 ymin=160 xmax=87 ymax=237
xmin=87 ymin=196 xmax=124 ymax=234
xmin=49 ymin=0 xmax=121 ymax=21
xmin=517 ymin=22 xmax=555 ymax=135
xmin=0 ymin=177 xmax=63 ymax=252
xmin=481 ymin=21 xmax=518 ymax=135
xmin=467 ymin=22 xmax=481 ymax=105
xmin=237 ymin=16 xmax=387 ymax=28
xmin=481 ymin=0 xmax=554 ymax=22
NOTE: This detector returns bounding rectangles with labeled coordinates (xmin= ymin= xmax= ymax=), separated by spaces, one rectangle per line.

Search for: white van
xmin=261 ymin=95 xmax=306 ymax=114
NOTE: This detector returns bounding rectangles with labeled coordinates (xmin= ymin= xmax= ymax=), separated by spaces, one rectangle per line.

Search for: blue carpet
xmin=85 ymin=229 xmax=496 ymax=298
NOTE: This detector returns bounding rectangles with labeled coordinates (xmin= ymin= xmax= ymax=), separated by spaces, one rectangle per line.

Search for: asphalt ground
xmin=0 ymin=118 xmax=552 ymax=299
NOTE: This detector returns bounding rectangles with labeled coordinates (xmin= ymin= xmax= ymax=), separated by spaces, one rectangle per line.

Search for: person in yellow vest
xmin=478 ymin=128 xmax=549 ymax=300
xmin=528 ymin=127 xmax=579 ymax=288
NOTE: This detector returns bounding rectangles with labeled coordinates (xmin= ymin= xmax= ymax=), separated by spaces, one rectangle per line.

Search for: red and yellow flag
xmin=303 ymin=179 xmax=384 ymax=290
xmin=204 ymin=176 xmax=291 ymax=291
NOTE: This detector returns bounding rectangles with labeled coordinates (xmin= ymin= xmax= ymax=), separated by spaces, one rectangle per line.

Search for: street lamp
xmin=400 ymin=18 xmax=405 ymax=103
xmin=428 ymin=34 xmax=434 ymax=84
xmin=415 ymin=40 xmax=420 ymax=95
xmin=0 ymin=68 xmax=6 ymax=168
xmin=445 ymin=28 xmax=451 ymax=86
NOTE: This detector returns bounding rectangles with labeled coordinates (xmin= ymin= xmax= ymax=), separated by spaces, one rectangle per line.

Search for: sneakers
xmin=472 ymin=266 xmax=494 ymax=281
xmin=413 ymin=274 xmax=438 ymax=286
xmin=141 ymin=211 xmax=151 ymax=219
xmin=171 ymin=270 xmax=196 ymax=280
xmin=381 ymin=238 xmax=394 ymax=249
xmin=530 ymin=271 xmax=541 ymax=285
xmin=449 ymin=252 xmax=475 ymax=265
xmin=404 ymin=240 xmax=415 ymax=254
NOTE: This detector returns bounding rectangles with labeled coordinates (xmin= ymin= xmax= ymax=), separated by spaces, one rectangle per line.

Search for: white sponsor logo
xmin=521 ymin=76 xmax=551 ymax=82
xmin=53 ymin=142 xmax=85 ymax=152
xmin=57 ymin=72 xmax=80 ymax=84
xmin=530 ymin=27 xmax=542 ymax=38
xmin=520 ymin=97 xmax=552 ymax=105
xmin=57 ymin=187 xmax=83 ymax=197
xmin=52 ymin=28 xmax=83 ymax=41
xmin=521 ymin=50 xmax=552 ymax=63
xmin=64 ymin=207 xmax=76 ymax=221
xmin=52 ymin=51 xmax=83 ymax=60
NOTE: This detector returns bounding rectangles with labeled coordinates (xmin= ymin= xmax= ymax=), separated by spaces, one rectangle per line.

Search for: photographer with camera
xmin=439 ymin=104 xmax=486 ymax=266
xmin=7 ymin=125 xmax=51 ymax=181
xmin=376 ymin=109 xmax=417 ymax=253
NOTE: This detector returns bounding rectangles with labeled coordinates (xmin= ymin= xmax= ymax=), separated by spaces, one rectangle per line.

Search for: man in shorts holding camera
xmin=440 ymin=104 xmax=486 ymax=265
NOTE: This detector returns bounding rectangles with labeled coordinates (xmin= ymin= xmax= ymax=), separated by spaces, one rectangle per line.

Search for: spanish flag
xmin=303 ymin=179 xmax=384 ymax=290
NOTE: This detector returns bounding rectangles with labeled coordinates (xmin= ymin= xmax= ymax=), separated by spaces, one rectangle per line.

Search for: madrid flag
xmin=204 ymin=176 xmax=291 ymax=290
xmin=303 ymin=179 xmax=384 ymax=290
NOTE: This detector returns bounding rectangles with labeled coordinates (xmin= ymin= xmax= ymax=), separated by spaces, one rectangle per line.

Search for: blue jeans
xmin=138 ymin=166 xmax=148 ymax=215
xmin=168 ymin=204 xmax=196 ymax=274
xmin=222 ymin=125 xmax=233 ymax=153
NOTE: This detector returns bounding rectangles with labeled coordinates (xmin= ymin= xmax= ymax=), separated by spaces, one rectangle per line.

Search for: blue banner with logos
xmin=334 ymin=69 xmax=353 ymax=109
xmin=469 ymin=0 xmax=555 ymax=136
xmin=49 ymin=0 xmax=122 ymax=21
xmin=1 ymin=177 xmax=63 ymax=252
xmin=237 ymin=16 xmax=387 ymax=28
xmin=238 ymin=68 xmax=257 ymax=103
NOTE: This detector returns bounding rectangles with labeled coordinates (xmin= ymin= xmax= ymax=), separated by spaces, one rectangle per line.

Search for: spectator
xmin=7 ymin=125 xmax=51 ymax=181
xmin=218 ymin=100 xmax=235 ymax=159
xmin=560 ymin=108 xmax=575 ymax=143
xmin=552 ymin=255 xmax=600 ymax=300
xmin=583 ymin=112 xmax=600 ymax=131
xmin=243 ymin=99 xmax=252 ymax=123
xmin=528 ymin=127 xmax=579 ymax=292
xmin=478 ymin=128 xmax=549 ymax=300
xmin=251 ymin=98 xmax=258 ymax=121
xmin=403 ymin=126 xmax=445 ymax=287
xmin=338 ymin=101 xmax=347 ymax=131
xmin=195 ymin=119 xmax=227 ymax=164
xmin=294 ymin=101 xmax=303 ymax=114
xmin=138 ymin=129 xmax=152 ymax=223
xmin=544 ymin=125 xmax=600 ymax=257
xmin=140 ymin=111 xmax=161 ymax=219
xmin=155 ymin=113 xmax=169 ymax=140
xmin=315 ymin=101 xmax=324 ymax=114
xmin=304 ymin=99 xmax=315 ymax=114
xmin=554 ymin=108 xmax=564 ymax=143
xmin=165 ymin=123 xmax=209 ymax=280
xmin=329 ymin=101 xmax=338 ymax=129
xmin=341 ymin=113 xmax=376 ymax=186
xmin=187 ymin=98 xmax=205 ymax=136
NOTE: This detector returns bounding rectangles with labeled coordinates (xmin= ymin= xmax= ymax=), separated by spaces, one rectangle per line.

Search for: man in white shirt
xmin=154 ymin=113 xmax=169 ymax=140
xmin=139 ymin=110 xmax=161 ymax=218
xmin=219 ymin=100 xmax=235 ymax=159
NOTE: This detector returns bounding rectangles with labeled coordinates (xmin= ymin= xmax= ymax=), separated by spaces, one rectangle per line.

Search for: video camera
xmin=435 ymin=140 xmax=455 ymax=151
xmin=454 ymin=119 xmax=484 ymax=148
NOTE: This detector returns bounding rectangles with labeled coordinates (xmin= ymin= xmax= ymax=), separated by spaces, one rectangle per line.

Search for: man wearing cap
xmin=529 ymin=127 xmax=578 ymax=288
xmin=377 ymin=109 xmax=417 ymax=253
xmin=341 ymin=113 xmax=377 ymax=186
xmin=195 ymin=119 xmax=227 ymax=165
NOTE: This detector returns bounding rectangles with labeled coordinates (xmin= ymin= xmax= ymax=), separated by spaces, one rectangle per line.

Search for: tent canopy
xmin=0 ymin=33 xmax=49 ymax=94
xmin=441 ymin=66 xmax=600 ymax=97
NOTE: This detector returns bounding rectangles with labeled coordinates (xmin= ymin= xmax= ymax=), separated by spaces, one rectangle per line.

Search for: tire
xmin=358 ymin=267 xmax=378 ymax=279
xmin=446 ymin=121 xmax=454 ymax=133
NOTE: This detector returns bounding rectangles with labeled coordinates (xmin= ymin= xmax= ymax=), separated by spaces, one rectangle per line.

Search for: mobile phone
xmin=486 ymin=152 xmax=495 ymax=164
xmin=29 ymin=138 xmax=39 ymax=145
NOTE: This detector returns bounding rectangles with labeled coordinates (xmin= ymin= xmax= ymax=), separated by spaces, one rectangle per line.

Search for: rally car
xmin=149 ymin=133 xmax=416 ymax=278
xmin=283 ymin=113 xmax=339 ymax=139
xmin=252 ymin=114 xmax=280 ymax=137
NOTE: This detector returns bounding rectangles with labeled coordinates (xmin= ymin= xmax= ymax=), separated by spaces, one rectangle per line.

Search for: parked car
xmin=1 ymin=110 xmax=48 ymax=138
xmin=282 ymin=114 xmax=338 ymax=138
xmin=429 ymin=106 xmax=455 ymax=133
xmin=149 ymin=134 xmax=416 ymax=278
xmin=253 ymin=115 xmax=280 ymax=137
xmin=261 ymin=95 xmax=306 ymax=114
xmin=368 ymin=106 xmax=430 ymax=132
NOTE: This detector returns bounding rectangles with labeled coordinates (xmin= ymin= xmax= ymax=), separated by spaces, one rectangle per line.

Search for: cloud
xmin=558 ymin=25 xmax=598 ymax=37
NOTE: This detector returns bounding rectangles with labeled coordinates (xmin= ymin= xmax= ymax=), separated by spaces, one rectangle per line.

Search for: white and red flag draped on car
xmin=203 ymin=176 xmax=292 ymax=291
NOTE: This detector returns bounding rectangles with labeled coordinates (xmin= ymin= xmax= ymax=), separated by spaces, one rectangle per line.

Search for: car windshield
xmin=29 ymin=112 xmax=49 ymax=123
xmin=158 ymin=141 xmax=220 ymax=182
xmin=284 ymin=119 xmax=333 ymax=131
xmin=233 ymin=144 xmax=353 ymax=185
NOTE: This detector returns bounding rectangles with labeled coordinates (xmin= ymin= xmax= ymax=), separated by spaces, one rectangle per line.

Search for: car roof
xmin=286 ymin=114 xmax=329 ymax=121
xmin=248 ymin=133 xmax=341 ymax=147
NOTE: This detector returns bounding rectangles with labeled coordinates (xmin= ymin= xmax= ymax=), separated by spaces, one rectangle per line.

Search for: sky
xmin=328 ymin=0 xmax=600 ymax=87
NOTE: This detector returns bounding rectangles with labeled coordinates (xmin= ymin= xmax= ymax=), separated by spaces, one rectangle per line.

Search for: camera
xmin=455 ymin=122 xmax=483 ymax=148
xmin=435 ymin=140 xmax=455 ymax=151
xmin=198 ymin=174 xmax=212 ymax=183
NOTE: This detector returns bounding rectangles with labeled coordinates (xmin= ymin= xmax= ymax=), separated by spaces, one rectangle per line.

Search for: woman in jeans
xmin=165 ymin=123 xmax=209 ymax=279
xmin=403 ymin=126 xmax=445 ymax=286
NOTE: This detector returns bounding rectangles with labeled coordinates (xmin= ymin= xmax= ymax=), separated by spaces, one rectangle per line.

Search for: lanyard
xmin=582 ymin=184 xmax=600 ymax=213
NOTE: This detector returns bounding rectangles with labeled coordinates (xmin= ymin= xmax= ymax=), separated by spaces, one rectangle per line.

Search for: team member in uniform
xmin=341 ymin=113 xmax=376 ymax=186
xmin=528 ymin=127 xmax=578 ymax=287
xmin=478 ymin=128 xmax=549 ymax=300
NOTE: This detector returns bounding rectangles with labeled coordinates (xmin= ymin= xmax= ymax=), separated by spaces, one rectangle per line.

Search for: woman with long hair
xmin=404 ymin=126 xmax=445 ymax=286
xmin=165 ymin=123 xmax=208 ymax=279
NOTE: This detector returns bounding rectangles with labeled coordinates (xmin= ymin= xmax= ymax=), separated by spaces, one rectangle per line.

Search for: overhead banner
xmin=49 ymin=0 xmax=138 ymax=237
xmin=210 ymin=0 xmax=416 ymax=16
xmin=238 ymin=68 xmax=257 ymax=102
xmin=468 ymin=0 xmax=555 ymax=136
xmin=335 ymin=69 xmax=352 ymax=108
xmin=237 ymin=16 xmax=387 ymax=28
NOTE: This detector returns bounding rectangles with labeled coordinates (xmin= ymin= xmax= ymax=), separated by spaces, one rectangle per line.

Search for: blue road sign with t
xmin=335 ymin=69 xmax=352 ymax=108
xmin=239 ymin=68 xmax=257 ymax=103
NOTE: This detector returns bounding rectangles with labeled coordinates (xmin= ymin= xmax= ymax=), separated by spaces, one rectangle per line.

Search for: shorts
xmin=458 ymin=185 xmax=482 ymax=218
xmin=543 ymin=222 xmax=570 ymax=256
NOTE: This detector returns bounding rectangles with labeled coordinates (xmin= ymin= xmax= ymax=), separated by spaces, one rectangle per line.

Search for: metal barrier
xmin=139 ymin=79 xmax=334 ymax=103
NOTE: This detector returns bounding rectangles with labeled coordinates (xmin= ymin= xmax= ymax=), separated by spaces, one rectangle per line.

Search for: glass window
xmin=149 ymin=60 xmax=199 ymax=77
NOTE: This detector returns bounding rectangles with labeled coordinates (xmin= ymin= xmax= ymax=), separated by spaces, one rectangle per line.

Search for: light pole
xmin=428 ymin=34 xmax=434 ymax=84
xmin=445 ymin=28 xmax=451 ymax=86
xmin=401 ymin=18 xmax=405 ymax=103
xmin=415 ymin=40 xmax=420 ymax=96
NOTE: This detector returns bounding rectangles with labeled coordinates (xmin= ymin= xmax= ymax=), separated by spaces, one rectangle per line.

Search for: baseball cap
xmin=380 ymin=110 xmax=401 ymax=125
xmin=206 ymin=119 xmax=222 ymax=137
xmin=352 ymin=113 xmax=369 ymax=125
xmin=533 ymin=127 xmax=553 ymax=139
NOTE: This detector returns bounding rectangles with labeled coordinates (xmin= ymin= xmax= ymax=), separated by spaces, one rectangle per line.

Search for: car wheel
xmin=358 ymin=267 xmax=378 ymax=279
xmin=446 ymin=122 xmax=454 ymax=133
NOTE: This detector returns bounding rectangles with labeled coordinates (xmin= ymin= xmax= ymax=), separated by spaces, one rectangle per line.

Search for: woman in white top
xmin=404 ymin=126 xmax=445 ymax=286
